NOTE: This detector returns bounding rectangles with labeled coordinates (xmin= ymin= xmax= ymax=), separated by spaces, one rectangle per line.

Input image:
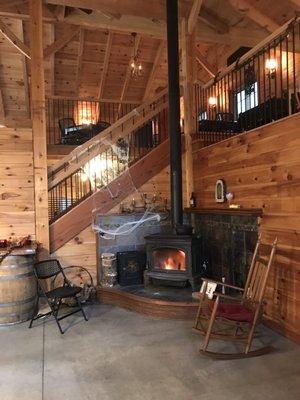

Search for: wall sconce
xmin=265 ymin=58 xmax=277 ymax=79
xmin=208 ymin=96 xmax=217 ymax=107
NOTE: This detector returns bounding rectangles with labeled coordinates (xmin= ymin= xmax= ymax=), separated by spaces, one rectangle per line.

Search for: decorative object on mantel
xmin=225 ymin=191 xmax=234 ymax=205
xmin=189 ymin=192 xmax=196 ymax=208
xmin=118 ymin=193 xmax=168 ymax=214
xmin=215 ymin=179 xmax=226 ymax=203
xmin=229 ymin=204 xmax=241 ymax=209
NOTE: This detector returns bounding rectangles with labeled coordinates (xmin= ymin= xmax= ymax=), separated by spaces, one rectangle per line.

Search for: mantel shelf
xmin=184 ymin=207 xmax=263 ymax=217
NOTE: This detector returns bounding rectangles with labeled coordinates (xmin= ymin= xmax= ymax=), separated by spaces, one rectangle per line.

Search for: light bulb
xmin=265 ymin=58 xmax=277 ymax=72
xmin=208 ymin=96 xmax=217 ymax=107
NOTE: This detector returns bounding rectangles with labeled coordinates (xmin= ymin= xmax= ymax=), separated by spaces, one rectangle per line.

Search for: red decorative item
xmin=0 ymin=239 xmax=8 ymax=248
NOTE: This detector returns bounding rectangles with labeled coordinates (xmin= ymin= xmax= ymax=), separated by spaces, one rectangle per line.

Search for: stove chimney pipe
xmin=166 ymin=0 xmax=183 ymax=228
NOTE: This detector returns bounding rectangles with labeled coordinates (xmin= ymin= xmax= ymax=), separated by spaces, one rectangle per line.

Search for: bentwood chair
xmin=29 ymin=259 xmax=88 ymax=334
xmin=193 ymin=235 xmax=277 ymax=359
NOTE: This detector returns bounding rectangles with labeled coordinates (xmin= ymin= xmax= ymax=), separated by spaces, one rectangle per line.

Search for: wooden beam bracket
xmin=43 ymin=26 xmax=80 ymax=58
xmin=0 ymin=18 xmax=31 ymax=58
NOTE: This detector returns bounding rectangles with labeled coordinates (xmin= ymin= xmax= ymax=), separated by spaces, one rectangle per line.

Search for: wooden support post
xmin=20 ymin=20 xmax=30 ymax=119
xmin=181 ymin=18 xmax=197 ymax=206
xmin=76 ymin=28 xmax=85 ymax=96
xmin=0 ymin=89 xmax=5 ymax=126
xmin=49 ymin=24 xmax=55 ymax=96
xmin=29 ymin=0 xmax=49 ymax=256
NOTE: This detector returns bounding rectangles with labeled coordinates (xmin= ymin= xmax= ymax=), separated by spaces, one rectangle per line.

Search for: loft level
xmin=194 ymin=16 xmax=300 ymax=147
xmin=46 ymin=98 xmax=138 ymax=146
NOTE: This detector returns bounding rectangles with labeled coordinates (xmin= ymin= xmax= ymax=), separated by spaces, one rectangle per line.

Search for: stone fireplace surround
xmin=189 ymin=211 xmax=259 ymax=288
xmin=96 ymin=209 xmax=260 ymax=291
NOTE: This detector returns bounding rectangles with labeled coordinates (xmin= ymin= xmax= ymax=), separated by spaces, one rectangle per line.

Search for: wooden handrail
xmin=46 ymin=95 xmax=138 ymax=104
xmin=48 ymin=88 xmax=168 ymax=188
xmin=202 ymin=15 xmax=300 ymax=89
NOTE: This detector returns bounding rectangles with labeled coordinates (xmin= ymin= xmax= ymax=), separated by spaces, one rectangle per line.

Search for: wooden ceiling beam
xmin=43 ymin=26 xmax=80 ymax=58
xmin=97 ymin=32 xmax=113 ymax=100
xmin=199 ymin=7 xmax=229 ymax=34
xmin=96 ymin=8 xmax=121 ymax=20
xmin=0 ymin=18 xmax=31 ymax=58
xmin=143 ymin=40 xmax=165 ymax=101
xmin=75 ymin=28 xmax=85 ymax=96
xmin=289 ymin=0 xmax=300 ymax=7
xmin=0 ymin=3 xmax=56 ymax=22
xmin=64 ymin=8 xmax=166 ymax=38
xmin=195 ymin=47 xmax=216 ymax=78
xmin=53 ymin=5 xmax=66 ymax=21
xmin=0 ymin=0 xmax=27 ymax=6
xmin=229 ymin=0 xmax=280 ymax=32
xmin=196 ymin=23 xmax=267 ymax=46
xmin=64 ymin=8 xmax=267 ymax=47
xmin=45 ymin=0 xmax=191 ymax=21
xmin=188 ymin=0 xmax=203 ymax=35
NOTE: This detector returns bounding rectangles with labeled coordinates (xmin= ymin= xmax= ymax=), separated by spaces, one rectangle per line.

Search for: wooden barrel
xmin=0 ymin=254 xmax=37 ymax=325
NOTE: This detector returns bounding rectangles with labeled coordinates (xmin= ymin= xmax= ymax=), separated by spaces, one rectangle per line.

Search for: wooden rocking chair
xmin=193 ymin=235 xmax=277 ymax=359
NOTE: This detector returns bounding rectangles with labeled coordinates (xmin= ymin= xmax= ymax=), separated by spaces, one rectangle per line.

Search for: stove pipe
xmin=166 ymin=0 xmax=183 ymax=228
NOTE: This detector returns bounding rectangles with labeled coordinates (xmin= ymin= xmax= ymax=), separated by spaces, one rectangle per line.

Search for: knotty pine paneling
xmin=0 ymin=127 xmax=35 ymax=239
xmin=52 ymin=226 xmax=97 ymax=283
xmin=192 ymin=113 xmax=300 ymax=342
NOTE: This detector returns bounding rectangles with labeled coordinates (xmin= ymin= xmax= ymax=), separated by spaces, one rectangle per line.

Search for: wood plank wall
xmin=0 ymin=127 xmax=35 ymax=239
xmin=192 ymin=113 xmax=300 ymax=342
xmin=52 ymin=161 xmax=187 ymax=283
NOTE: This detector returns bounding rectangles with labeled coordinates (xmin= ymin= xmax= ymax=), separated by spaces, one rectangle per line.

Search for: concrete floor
xmin=0 ymin=304 xmax=299 ymax=400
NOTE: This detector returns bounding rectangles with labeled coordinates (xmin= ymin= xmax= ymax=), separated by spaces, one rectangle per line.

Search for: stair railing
xmin=48 ymin=89 xmax=168 ymax=189
xmin=48 ymin=90 xmax=169 ymax=223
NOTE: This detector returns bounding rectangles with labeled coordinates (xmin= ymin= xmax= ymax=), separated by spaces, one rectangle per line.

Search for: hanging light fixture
xmin=265 ymin=58 xmax=277 ymax=79
xmin=208 ymin=96 xmax=217 ymax=107
xmin=130 ymin=32 xmax=142 ymax=78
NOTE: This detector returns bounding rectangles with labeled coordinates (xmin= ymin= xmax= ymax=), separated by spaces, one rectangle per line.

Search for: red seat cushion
xmin=213 ymin=303 xmax=253 ymax=323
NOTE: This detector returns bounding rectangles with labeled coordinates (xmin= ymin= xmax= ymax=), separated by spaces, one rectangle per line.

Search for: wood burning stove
xmin=144 ymin=234 xmax=203 ymax=291
xmin=142 ymin=0 xmax=203 ymax=292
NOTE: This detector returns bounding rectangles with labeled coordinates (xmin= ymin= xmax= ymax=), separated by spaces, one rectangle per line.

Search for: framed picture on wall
xmin=215 ymin=179 xmax=226 ymax=203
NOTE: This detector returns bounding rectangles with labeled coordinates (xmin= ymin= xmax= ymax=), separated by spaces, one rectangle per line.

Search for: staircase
xmin=48 ymin=90 xmax=169 ymax=252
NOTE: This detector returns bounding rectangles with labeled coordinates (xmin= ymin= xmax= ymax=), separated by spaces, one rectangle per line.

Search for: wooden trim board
xmin=97 ymin=287 xmax=198 ymax=320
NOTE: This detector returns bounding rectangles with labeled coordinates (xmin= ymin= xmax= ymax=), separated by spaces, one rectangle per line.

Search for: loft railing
xmin=194 ymin=16 xmax=300 ymax=146
xmin=48 ymin=90 xmax=169 ymax=223
xmin=46 ymin=97 xmax=138 ymax=145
